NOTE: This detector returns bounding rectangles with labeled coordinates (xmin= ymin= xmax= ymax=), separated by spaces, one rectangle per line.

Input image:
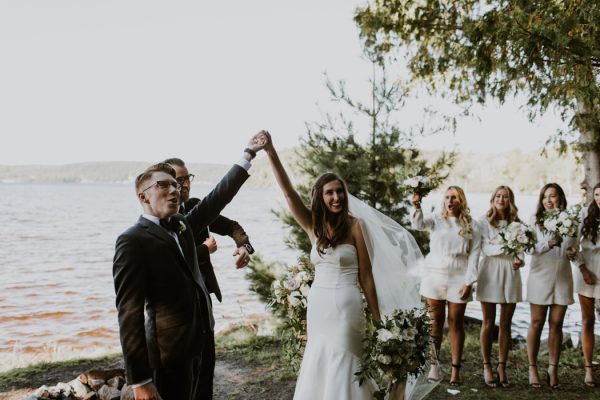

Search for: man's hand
xmin=233 ymin=246 xmax=251 ymax=269
xmin=247 ymin=130 xmax=269 ymax=153
xmin=203 ymin=236 xmax=217 ymax=254
xmin=458 ymin=284 xmax=472 ymax=301
xmin=134 ymin=383 xmax=162 ymax=400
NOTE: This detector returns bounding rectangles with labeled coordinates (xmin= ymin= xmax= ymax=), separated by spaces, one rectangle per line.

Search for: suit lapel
xmin=137 ymin=216 xmax=190 ymax=271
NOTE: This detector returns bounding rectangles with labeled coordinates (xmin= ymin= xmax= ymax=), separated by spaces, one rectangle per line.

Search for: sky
xmin=0 ymin=0 xmax=567 ymax=166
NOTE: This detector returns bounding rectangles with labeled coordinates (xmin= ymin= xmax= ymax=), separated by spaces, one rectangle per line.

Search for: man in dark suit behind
xmin=164 ymin=157 xmax=255 ymax=399
xmin=113 ymin=132 xmax=266 ymax=400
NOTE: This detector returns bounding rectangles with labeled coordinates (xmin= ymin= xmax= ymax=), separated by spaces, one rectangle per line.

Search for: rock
xmin=97 ymin=384 xmax=121 ymax=400
xmin=82 ymin=392 xmax=98 ymax=400
xmin=68 ymin=378 xmax=90 ymax=397
xmin=119 ymin=384 xmax=135 ymax=400
xmin=46 ymin=386 xmax=61 ymax=398
xmin=56 ymin=382 xmax=73 ymax=397
xmin=33 ymin=385 xmax=50 ymax=397
xmin=88 ymin=379 xmax=106 ymax=391
xmin=86 ymin=368 xmax=125 ymax=382
xmin=107 ymin=376 xmax=125 ymax=390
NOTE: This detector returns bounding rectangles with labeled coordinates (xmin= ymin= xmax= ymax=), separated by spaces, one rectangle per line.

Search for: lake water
xmin=0 ymin=183 xmax=598 ymax=372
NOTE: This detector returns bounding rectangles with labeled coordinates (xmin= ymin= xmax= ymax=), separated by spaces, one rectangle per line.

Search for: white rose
xmin=377 ymin=354 xmax=392 ymax=365
xmin=563 ymin=219 xmax=572 ymax=227
xmin=377 ymin=328 xmax=394 ymax=342
xmin=544 ymin=220 xmax=557 ymax=232
xmin=517 ymin=233 xmax=528 ymax=244
xmin=299 ymin=283 xmax=310 ymax=297
xmin=284 ymin=277 xmax=300 ymax=291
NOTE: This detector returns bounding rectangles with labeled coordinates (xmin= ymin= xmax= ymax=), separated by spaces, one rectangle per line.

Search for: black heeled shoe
xmin=529 ymin=364 xmax=542 ymax=389
xmin=546 ymin=363 xmax=560 ymax=389
xmin=496 ymin=361 xmax=510 ymax=388
xmin=483 ymin=362 xmax=497 ymax=388
xmin=584 ymin=365 xmax=597 ymax=388
xmin=449 ymin=363 xmax=462 ymax=386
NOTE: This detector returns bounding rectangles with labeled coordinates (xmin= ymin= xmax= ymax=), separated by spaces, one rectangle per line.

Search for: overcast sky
xmin=0 ymin=0 xmax=566 ymax=166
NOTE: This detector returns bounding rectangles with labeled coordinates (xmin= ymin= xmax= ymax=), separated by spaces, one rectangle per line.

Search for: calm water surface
xmin=0 ymin=184 xmax=597 ymax=371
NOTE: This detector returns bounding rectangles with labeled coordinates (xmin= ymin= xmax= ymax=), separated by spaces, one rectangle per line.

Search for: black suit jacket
xmin=113 ymin=165 xmax=248 ymax=384
xmin=184 ymin=198 xmax=252 ymax=302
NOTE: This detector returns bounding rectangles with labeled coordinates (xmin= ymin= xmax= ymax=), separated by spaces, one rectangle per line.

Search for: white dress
xmin=476 ymin=218 xmax=523 ymax=303
xmin=573 ymin=209 xmax=600 ymax=299
xmin=526 ymin=216 xmax=574 ymax=305
xmin=293 ymin=244 xmax=375 ymax=399
xmin=411 ymin=209 xmax=481 ymax=303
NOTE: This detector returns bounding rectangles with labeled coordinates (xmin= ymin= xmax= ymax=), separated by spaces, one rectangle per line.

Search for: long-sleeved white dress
xmin=573 ymin=209 xmax=600 ymax=299
xmin=476 ymin=217 xmax=523 ymax=303
xmin=411 ymin=209 xmax=481 ymax=303
xmin=526 ymin=215 xmax=574 ymax=306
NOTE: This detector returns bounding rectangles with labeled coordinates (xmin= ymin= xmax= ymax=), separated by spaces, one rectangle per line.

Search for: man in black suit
xmin=113 ymin=132 xmax=266 ymax=400
xmin=163 ymin=157 xmax=254 ymax=399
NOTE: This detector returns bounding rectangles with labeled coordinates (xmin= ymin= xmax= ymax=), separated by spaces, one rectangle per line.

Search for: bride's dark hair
xmin=311 ymin=172 xmax=351 ymax=255
xmin=581 ymin=182 xmax=600 ymax=244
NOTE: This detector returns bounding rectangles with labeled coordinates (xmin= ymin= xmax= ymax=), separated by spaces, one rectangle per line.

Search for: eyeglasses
xmin=141 ymin=180 xmax=182 ymax=193
xmin=176 ymin=174 xmax=195 ymax=184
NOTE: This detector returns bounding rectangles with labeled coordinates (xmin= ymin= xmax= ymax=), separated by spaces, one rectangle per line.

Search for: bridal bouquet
xmin=542 ymin=205 xmax=582 ymax=241
xmin=271 ymin=256 xmax=314 ymax=346
xmin=357 ymin=308 xmax=431 ymax=400
xmin=498 ymin=221 xmax=537 ymax=255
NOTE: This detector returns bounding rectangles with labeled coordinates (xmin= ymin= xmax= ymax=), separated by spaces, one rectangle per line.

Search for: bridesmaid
xmin=411 ymin=187 xmax=481 ymax=386
xmin=477 ymin=186 xmax=524 ymax=388
xmin=527 ymin=183 xmax=575 ymax=389
xmin=570 ymin=182 xmax=600 ymax=387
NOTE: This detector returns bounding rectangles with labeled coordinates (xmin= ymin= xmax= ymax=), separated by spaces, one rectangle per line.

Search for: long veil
xmin=348 ymin=194 xmax=439 ymax=400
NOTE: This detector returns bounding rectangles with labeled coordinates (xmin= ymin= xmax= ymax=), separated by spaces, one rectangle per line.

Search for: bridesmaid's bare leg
xmin=480 ymin=302 xmax=497 ymax=387
xmin=497 ymin=303 xmax=516 ymax=387
xmin=579 ymin=294 xmax=597 ymax=387
xmin=447 ymin=301 xmax=467 ymax=385
xmin=426 ymin=298 xmax=446 ymax=381
xmin=527 ymin=304 xmax=548 ymax=387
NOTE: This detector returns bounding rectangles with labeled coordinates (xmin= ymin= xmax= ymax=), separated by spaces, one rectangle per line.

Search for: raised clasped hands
xmin=247 ymin=130 xmax=270 ymax=153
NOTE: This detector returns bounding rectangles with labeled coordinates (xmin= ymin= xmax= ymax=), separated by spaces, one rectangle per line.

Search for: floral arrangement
xmin=542 ymin=205 xmax=582 ymax=241
xmin=356 ymin=308 xmax=432 ymax=400
xmin=498 ymin=221 xmax=537 ymax=255
xmin=270 ymin=256 xmax=314 ymax=363
xmin=402 ymin=175 xmax=436 ymax=198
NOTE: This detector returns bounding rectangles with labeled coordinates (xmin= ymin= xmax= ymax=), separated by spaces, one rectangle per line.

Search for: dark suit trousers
xmin=154 ymin=354 xmax=203 ymax=400
xmin=196 ymin=331 xmax=215 ymax=400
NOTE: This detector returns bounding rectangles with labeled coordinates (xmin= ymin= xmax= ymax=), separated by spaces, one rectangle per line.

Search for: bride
xmin=262 ymin=132 xmax=432 ymax=399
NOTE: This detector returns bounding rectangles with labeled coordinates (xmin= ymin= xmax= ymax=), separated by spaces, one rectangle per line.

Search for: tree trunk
xmin=576 ymin=101 xmax=600 ymax=202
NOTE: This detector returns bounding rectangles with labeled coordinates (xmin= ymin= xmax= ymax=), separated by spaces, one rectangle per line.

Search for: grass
xmin=426 ymin=321 xmax=599 ymax=399
xmin=2 ymin=322 xmax=597 ymax=399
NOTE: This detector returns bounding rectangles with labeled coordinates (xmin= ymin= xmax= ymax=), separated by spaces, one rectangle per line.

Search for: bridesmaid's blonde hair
xmin=441 ymin=186 xmax=473 ymax=238
xmin=486 ymin=185 xmax=520 ymax=227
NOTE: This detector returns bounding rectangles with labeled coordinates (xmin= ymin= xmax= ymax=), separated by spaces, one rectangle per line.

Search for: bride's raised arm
xmin=263 ymin=132 xmax=313 ymax=235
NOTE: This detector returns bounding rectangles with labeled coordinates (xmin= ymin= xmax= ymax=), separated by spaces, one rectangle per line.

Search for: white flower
xmin=299 ymin=283 xmax=310 ymax=297
xmin=288 ymin=293 xmax=300 ymax=307
xmin=544 ymin=219 xmax=558 ymax=231
xmin=377 ymin=328 xmax=394 ymax=342
xmin=377 ymin=354 xmax=392 ymax=365
xmin=178 ymin=221 xmax=187 ymax=233
xmin=284 ymin=277 xmax=300 ymax=291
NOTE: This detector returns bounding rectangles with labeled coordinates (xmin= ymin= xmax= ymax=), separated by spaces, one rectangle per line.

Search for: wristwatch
xmin=242 ymin=243 xmax=255 ymax=254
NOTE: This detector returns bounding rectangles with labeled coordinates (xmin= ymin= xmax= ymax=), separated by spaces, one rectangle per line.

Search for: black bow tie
xmin=160 ymin=218 xmax=180 ymax=233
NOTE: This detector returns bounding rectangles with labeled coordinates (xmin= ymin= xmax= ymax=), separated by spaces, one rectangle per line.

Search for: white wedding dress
xmin=293 ymin=244 xmax=375 ymax=399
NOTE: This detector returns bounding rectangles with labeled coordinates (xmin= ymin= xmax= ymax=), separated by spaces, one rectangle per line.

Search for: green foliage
xmin=278 ymin=63 xmax=456 ymax=255
xmin=245 ymin=255 xmax=283 ymax=306
xmin=354 ymin=0 xmax=600 ymax=194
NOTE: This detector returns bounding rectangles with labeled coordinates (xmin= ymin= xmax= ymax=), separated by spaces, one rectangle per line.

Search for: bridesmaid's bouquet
xmin=357 ymin=308 xmax=431 ymax=400
xmin=498 ymin=221 xmax=537 ymax=255
xmin=542 ymin=205 xmax=582 ymax=242
xmin=271 ymin=256 xmax=314 ymax=342
xmin=402 ymin=175 xmax=436 ymax=198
